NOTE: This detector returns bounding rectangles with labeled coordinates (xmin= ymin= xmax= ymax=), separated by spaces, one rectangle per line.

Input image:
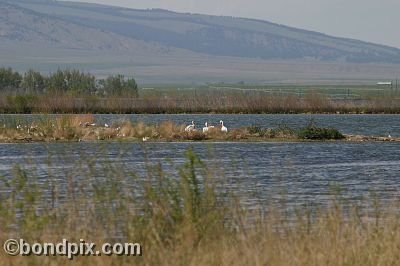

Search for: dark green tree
xmin=46 ymin=69 xmax=68 ymax=92
xmin=63 ymin=69 xmax=96 ymax=95
xmin=0 ymin=67 xmax=22 ymax=91
xmin=102 ymin=75 xmax=138 ymax=96
xmin=21 ymin=69 xmax=46 ymax=93
xmin=45 ymin=69 xmax=96 ymax=95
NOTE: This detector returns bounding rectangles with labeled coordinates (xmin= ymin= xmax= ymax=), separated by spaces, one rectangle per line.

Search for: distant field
xmin=140 ymin=84 xmax=400 ymax=100
xmin=2 ymin=43 xmax=400 ymax=84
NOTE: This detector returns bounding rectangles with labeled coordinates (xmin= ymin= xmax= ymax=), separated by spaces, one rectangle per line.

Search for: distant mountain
xmin=0 ymin=1 xmax=184 ymax=53
xmin=1 ymin=0 xmax=400 ymax=83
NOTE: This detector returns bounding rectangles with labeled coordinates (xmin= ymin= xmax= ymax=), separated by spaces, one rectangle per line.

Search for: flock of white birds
xmin=13 ymin=120 xmax=228 ymax=142
xmin=185 ymin=120 xmax=228 ymax=133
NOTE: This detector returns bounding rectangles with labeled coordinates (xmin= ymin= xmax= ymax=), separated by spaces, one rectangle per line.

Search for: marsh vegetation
xmin=0 ymin=114 xmax=350 ymax=143
xmin=2 ymin=67 xmax=400 ymax=114
xmin=1 ymin=148 xmax=400 ymax=265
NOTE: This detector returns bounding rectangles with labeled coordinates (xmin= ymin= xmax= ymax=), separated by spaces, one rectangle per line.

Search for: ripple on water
xmin=1 ymin=138 xmax=400 ymax=209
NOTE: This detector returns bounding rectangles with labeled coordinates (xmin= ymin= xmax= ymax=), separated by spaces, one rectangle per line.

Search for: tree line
xmin=0 ymin=67 xmax=138 ymax=97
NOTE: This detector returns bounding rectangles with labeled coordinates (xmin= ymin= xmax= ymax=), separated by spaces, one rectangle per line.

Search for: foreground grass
xmin=1 ymin=148 xmax=400 ymax=265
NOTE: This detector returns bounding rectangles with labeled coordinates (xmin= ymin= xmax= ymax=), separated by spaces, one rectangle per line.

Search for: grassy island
xmin=1 ymin=114 xmax=397 ymax=143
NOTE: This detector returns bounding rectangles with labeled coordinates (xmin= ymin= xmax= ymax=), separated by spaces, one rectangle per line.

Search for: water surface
xmin=2 ymin=114 xmax=400 ymax=136
xmin=1 ymin=141 xmax=399 ymax=210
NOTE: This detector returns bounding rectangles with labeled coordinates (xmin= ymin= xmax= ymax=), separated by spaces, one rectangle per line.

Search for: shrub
xmin=297 ymin=120 xmax=344 ymax=140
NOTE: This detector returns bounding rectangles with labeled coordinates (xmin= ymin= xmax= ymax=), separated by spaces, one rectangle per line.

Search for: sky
xmin=68 ymin=0 xmax=400 ymax=48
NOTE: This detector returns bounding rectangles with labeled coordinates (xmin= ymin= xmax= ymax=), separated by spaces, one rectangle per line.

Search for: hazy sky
xmin=68 ymin=0 xmax=400 ymax=48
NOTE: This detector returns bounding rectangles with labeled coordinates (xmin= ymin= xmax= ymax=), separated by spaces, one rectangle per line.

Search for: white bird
xmin=185 ymin=121 xmax=195 ymax=132
xmin=203 ymin=122 xmax=209 ymax=133
xmin=203 ymin=122 xmax=215 ymax=133
xmin=142 ymin=137 xmax=150 ymax=142
xmin=220 ymin=120 xmax=228 ymax=132
xmin=104 ymin=123 xmax=110 ymax=128
xmin=84 ymin=122 xmax=96 ymax=127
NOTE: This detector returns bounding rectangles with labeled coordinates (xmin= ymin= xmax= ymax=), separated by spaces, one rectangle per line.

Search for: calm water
xmin=1 ymin=141 xmax=400 ymax=209
xmin=2 ymin=114 xmax=400 ymax=136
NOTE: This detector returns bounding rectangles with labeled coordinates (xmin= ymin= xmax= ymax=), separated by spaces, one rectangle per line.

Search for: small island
xmin=0 ymin=115 xmax=397 ymax=143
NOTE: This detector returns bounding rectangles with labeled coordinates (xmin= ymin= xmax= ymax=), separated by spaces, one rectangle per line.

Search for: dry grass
xmin=0 ymin=116 xmax=299 ymax=143
xmin=2 ymin=207 xmax=400 ymax=266
xmin=1 ymin=148 xmax=400 ymax=265
xmin=2 ymin=115 xmax=399 ymax=143
xmin=3 ymin=91 xmax=400 ymax=114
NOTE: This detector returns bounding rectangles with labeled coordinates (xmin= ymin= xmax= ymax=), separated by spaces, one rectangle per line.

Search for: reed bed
xmin=2 ymin=92 xmax=400 ymax=114
xmin=0 ymin=148 xmax=400 ymax=265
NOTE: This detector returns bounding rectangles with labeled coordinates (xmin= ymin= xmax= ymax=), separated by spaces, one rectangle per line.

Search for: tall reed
xmin=0 ymin=148 xmax=400 ymax=265
xmin=2 ymin=91 xmax=400 ymax=114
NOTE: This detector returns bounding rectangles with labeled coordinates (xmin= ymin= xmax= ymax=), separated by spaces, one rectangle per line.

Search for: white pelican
xmin=142 ymin=137 xmax=150 ymax=142
xmin=220 ymin=120 xmax=228 ymax=132
xmin=104 ymin=123 xmax=110 ymax=128
xmin=185 ymin=121 xmax=195 ymax=132
xmin=203 ymin=122 xmax=209 ymax=133
xmin=203 ymin=122 xmax=215 ymax=133
xmin=84 ymin=122 xmax=94 ymax=127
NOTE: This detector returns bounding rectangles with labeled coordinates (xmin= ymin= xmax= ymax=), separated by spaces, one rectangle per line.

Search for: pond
xmin=1 ymin=140 xmax=399 ymax=210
